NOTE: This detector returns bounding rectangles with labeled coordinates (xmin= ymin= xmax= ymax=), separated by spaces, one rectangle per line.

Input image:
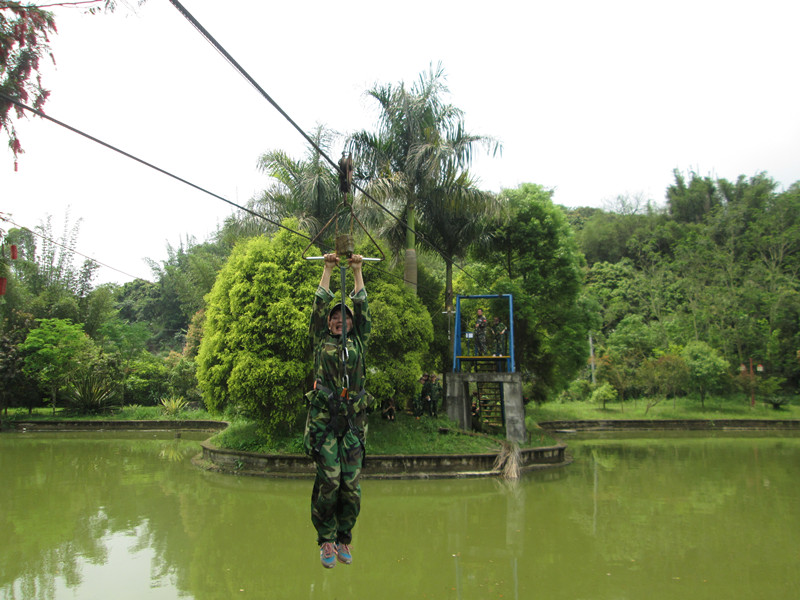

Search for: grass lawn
xmin=1 ymin=406 xmax=524 ymax=453
xmin=528 ymin=393 xmax=800 ymax=424
xmin=210 ymin=412 xmax=507 ymax=455
xmin=1 ymin=405 xmax=213 ymax=422
xmin=7 ymin=392 xmax=795 ymax=455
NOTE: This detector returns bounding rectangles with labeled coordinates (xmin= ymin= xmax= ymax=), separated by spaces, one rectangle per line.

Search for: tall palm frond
xmin=224 ymin=125 xmax=345 ymax=245
xmin=347 ymin=63 xmax=501 ymax=292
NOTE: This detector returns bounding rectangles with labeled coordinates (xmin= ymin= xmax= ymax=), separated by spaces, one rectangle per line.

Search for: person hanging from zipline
xmin=304 ymin=252 xmax=374 ymax=569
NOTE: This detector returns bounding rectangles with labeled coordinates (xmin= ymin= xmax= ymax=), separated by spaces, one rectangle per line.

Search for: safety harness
xmin=311 ymin=367 xmax=367 ymax=456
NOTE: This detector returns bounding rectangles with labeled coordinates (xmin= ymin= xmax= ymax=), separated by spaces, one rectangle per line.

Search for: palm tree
xmin=348 ymin=63 xmax=500 ymax=293
xmin=224 ymin=126 xmax=343 ymax=244
xmin=416 ymin=168 xmax=496 ymax=313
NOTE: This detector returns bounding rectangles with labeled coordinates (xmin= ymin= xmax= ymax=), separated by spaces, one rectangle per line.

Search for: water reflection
xmin=1 ymin=432 xmax=798 ymax=599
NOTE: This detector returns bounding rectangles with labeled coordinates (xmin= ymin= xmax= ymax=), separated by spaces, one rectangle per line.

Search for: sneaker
xmin=320 ymin=542 xmax=336 ymax=569
xmin=335 ymin=542 xmax=352 ymax=565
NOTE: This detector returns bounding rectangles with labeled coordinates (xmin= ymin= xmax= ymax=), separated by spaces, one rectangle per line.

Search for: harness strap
xmin=312 ymin=381 xmax=366 ymax=454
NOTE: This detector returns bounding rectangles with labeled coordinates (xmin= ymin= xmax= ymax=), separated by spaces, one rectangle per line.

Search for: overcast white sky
xmin=3 ymin=0 xmax=799 ymax=284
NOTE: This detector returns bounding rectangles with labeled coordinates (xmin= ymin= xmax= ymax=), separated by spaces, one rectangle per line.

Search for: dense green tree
xmin=597 ymin=314 xmax=662 ymax=405
xmin=668 ymin=176 xmax=799 ymax=386
xmin=196 ymin=225 xmax=319 ymax=436
xmin=666 ymin=169 xmax=721 ymax=224
xmin=81 ymin=284 xmax=118 ymax=338
xmin=2 ymin=217 xmax=99 ymax=332
xmin=604 ymin=314 xmax=660 ymax=359
xmin=0 ymin=312 xmax=37 ymax=413
xmin=681 ymin=340 xmax=730 ymax=407
xmin=468 ymin=183 xmax=592 ymax=401
xmin=198 ymin=219 xmax=435 ymax=435
xmin=141 ymin=236 xmax=229 ymax=349
xmin=596 ymin=350 xmax=636 ymax=407
xmin=577 ymin=211 xmax=648 ymax=265
xmin=116 ymin=250 xmax=209 ymax=352
xmin=20 ymin=318 xmax=96 ymax=413
xmin=717 ymin=171 xmax=777 ymax=213
xmin=570 ymin=170 xmax=800 ymax=398
xmin=15 ymin=215 xmax=97 ymax=298
xmin=164 ymin=350 xmax=200 ymax=403
xmin=364 ymin=278 xmax=434 ymax=409
xmin=123 ymin=350 xmax=170 ymax=405
xmin=585 ymin=259 xmax=644 ymax=335
xmin=411 ymin=255 xmax=448 ymax=372
xmin=638 ymin=352 xmax=689 ymax=410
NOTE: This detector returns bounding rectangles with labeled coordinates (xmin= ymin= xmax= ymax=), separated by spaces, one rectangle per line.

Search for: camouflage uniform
xmin=412 ymin=394 xmax=424 ymax=417
xmin=474 ymin=313 xmax=488 ymax=356
xmin=304 ymin=285 xmax=373 ymax=546
xmin=491 ymin=320 xmax=507 ymax=355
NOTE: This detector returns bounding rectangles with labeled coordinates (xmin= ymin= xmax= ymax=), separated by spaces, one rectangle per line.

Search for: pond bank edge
xmin=197 ymin=439 xmax=569 ymax=479
xmin=538 ymin=419 xmax=800 ymax=433
xmin=5 ymin=419 xmax=570 ymax=479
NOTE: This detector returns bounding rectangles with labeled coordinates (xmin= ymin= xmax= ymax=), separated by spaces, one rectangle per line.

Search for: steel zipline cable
xmin=4 ymin=2 xmax=485 ymax=289
xmin=0 ymin=92 xmax=314 ymax=245
xmin=0 ymin=93 xmax=413 ymax=285
xmin=166 ymin=0 xmax=482 ymax=289
xmin=0 ymin=214 xmax=153 ymax=283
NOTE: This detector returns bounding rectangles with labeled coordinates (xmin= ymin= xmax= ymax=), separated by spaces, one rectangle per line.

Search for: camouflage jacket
xmin=475 ymin=315 xmax=488 ymax=339
xmin=308 ymin=286 xmax=372 ymax=414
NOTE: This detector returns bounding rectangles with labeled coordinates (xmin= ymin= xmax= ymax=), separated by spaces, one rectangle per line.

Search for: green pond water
xmin=1 ymin=430 xmax=798 ymax=600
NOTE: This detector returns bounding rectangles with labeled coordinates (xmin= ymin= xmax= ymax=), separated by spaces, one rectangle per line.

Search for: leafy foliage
xmin=470 ymin=183 xmax=593 ymax=401
xmin=0 ymin=2 xmax=56 ymax=163
xmin=160 ymin=395 xmax=188 ymax=417
xmin=364 ymin=278 xmax=434 ymax=408
xmin=0 ymin=315 xmax=38 ymax=414
xmin=123 ymin=351 xmax=170 ymax=405
xmin=249 ymin=125 xmax=343 ymax=243
xmin=681 ymin=341 xmax=730 ymax=406
xmin=197 ymin=224 xmax=318 ymax=437
xmin=590 ymin=382 xmax=618 ymax=409
xmin=573 ymin=170 xmax=800 ymax=407
xmin=20 ymin=318 xmax=96 ymax=413
xmin=68 ymin=371 xmax=116 ymax=414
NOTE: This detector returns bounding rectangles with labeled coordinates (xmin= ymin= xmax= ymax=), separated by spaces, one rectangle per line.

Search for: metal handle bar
xmin=304 ymin=256 xmax=382 ymax=261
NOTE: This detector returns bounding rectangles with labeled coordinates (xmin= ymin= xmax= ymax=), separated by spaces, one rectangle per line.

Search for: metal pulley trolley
xmin=302 ymin=152 xmax=384 ymax=396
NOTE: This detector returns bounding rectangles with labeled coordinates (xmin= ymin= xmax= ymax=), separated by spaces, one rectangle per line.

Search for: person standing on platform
xmin=474 ymin=308 xmax=488 ymax=356
xmin=491 ymin=316 xmax=507 ymax=356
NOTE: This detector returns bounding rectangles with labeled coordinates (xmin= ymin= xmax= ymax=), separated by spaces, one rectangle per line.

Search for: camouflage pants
xmin=306 ymin=407 xmax=364 ymax=545
xmin=474 ymin=333 xmax=487 ymax=356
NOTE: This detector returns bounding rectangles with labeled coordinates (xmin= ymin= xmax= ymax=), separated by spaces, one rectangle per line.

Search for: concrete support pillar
xmin=500 ymin=376 xmax=526 ymax=443
xmin=445 ymin=372 xmax=526 ymax=443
